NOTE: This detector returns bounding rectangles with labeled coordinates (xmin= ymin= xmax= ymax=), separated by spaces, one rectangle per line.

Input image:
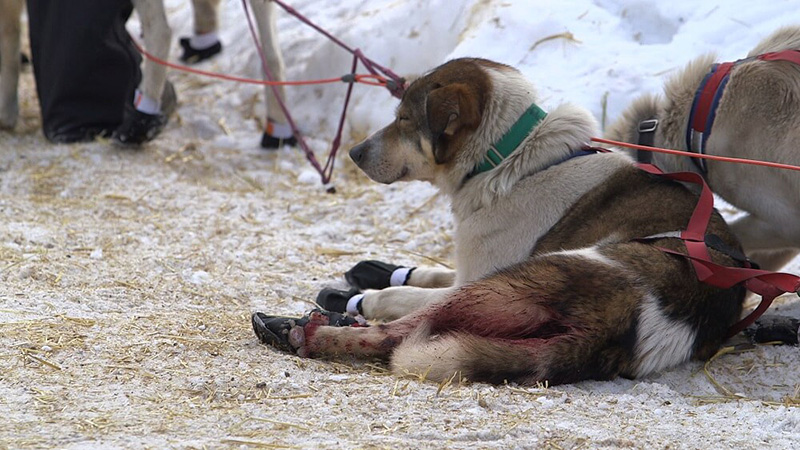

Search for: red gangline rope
xmin=130 ymin=38 xmax=389 ymax=88
xmin=592 ymin=137 xmax=800 ymax=172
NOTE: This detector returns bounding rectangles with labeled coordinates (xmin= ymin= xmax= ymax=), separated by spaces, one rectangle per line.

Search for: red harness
xmin=636 ymin=162 xmax=800 ymax=337
xmin=584 ymin=146 xmax=800 ymax=337
xmin=686 ymin=49 xmax=800 ymax=173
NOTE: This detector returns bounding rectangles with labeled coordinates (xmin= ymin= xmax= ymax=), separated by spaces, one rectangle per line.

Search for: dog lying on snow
xmin=253 ymin=58 xmax=746 ymax=385
xmin=606 ymin=26 xmax=800 ymax=272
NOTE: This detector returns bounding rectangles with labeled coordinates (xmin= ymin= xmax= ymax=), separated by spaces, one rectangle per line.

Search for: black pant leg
xmin=26 ymin=0 xmax=142 ymax=143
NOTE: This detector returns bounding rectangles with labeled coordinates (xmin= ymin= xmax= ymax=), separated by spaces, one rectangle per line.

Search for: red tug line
xmin=591 ymin=137 xmax=800 ymax=172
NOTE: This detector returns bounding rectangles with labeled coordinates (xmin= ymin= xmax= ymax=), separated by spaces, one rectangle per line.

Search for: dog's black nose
xmin=349 ymin=141 xmax=367 ymax=164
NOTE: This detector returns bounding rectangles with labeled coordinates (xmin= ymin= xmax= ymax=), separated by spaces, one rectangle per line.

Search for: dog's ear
xmin=427 ymin=83 xmax=481 ymax=164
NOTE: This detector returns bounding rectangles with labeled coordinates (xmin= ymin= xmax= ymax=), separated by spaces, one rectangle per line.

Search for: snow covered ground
xmin=1 ymin=0 xmax=799 ymax=448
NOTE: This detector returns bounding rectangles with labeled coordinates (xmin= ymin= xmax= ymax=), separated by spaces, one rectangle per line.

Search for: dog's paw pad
xmin=288 ymin=326 xmax=306 ymax=349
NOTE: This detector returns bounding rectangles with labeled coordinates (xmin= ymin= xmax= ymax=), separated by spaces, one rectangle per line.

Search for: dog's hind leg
xmin=0 ymin=0 xmax=23 ymax=130
xmin=288 ymin=270 xmax=605 ymax=385
xmin=729 ymin=214 xmax=800 ymax=271
xmin=390 ymin=281 xmax=627 ymax=385
xmin=285 ymin=309 xmax=425 ymax=360
xmin=392 ymin=331 xmax=597 ymax=385
xmin=266 ymin=277 xmax=553 ymax=361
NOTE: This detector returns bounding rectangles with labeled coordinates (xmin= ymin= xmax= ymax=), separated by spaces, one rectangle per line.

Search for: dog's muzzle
xmin=349 ymin=140 xmax=369 ymax=167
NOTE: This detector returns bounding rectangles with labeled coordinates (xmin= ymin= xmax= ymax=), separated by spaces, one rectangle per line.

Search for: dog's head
xmin=349 ymin=58 xmax=514 ymax=184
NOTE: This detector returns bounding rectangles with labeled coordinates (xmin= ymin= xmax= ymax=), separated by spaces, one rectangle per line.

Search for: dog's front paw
xmin=744 ymin=314 xmax=800 ymax=345
xmin=252 ymin=309 xmax=362 ymax=356
xmin=345 ymin=260 xmax=414 ymax=291
xmin=315 ymin=287 xmax=360 ymax=314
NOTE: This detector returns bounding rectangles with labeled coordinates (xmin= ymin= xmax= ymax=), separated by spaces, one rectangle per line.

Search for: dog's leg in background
xmin=179 ymin=0 xmax=222 ymax=63
xmin=0 ymin=0 xmax=23 ymax=130
xmin=249 ymin=0 xmax=294 ymax=148
xmin=131 ymin=0 xmax=170 ymax=115
xmin=730 ymin=214 xmax=800 ymax=272
xmin=191 ymin=0 xmax=220 ymax=36
xmin=114 ymin=0 xmax=177 ymax=144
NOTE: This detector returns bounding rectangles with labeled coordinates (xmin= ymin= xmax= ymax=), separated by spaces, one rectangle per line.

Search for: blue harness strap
xmin=685 ymin=64 xmax=719 ymax=173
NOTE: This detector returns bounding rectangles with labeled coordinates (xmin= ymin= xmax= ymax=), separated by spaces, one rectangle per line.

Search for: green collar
xmin=471 ymin=103 xmax=547 ymax=177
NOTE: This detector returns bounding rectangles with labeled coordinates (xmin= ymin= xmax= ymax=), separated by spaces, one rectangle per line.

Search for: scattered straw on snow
xmin=2 ymin=8 xmax=800 ymax=450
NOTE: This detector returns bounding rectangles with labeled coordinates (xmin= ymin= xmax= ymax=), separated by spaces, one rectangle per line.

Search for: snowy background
xmin=1 ymin=0 xmax=799 ymax=448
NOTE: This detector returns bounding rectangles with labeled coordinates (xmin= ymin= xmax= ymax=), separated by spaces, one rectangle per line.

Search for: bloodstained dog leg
xmin=291 ymin=257 xmax=637 ymax=384
xmin=390 ymin=276 xmax=629 ymax=384
xmin=290 ymin=310 xmax=423 ymax=359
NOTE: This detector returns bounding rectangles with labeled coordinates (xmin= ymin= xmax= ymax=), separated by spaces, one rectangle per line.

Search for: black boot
xmin=261 ymin=132 xmax=298 ymax=149
xmin=315 ymin=287 xmax=361 ymax=314
xmin=179 ymin=37 xmax=222 ymax=64
xmin=113 ymin=80 xmax=177 ymax=146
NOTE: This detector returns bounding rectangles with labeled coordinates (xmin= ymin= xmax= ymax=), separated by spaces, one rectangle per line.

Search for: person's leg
xmin=26 ymin=0 xmax=141 ymax=143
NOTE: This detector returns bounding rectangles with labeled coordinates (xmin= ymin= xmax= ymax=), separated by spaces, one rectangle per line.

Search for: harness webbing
xmin=635 ymin=118 xmax=658 ymax=164
xmin=634 ymin=161 xmax=800 ymax=338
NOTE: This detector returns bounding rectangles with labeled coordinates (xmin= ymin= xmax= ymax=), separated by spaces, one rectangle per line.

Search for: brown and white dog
xmin=0 ymin=0 xmax=289 ymax=145
xmin=606 ymin=26 xmax=800 ymax=272
xmin=252 ymin=58 xmax=746 ymax=385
